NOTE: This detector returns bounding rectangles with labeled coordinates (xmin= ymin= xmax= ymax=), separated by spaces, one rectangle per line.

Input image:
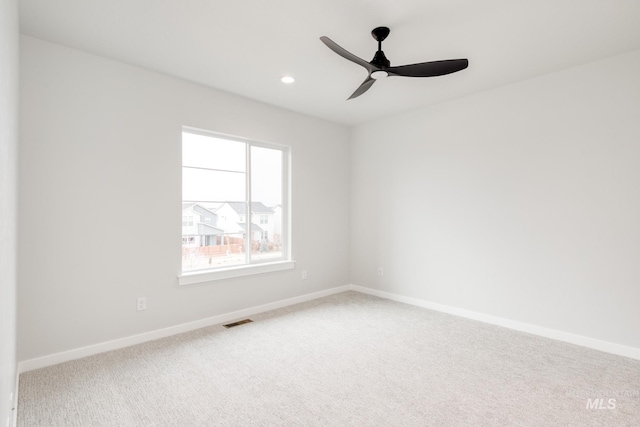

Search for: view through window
xmin=182 ymin=129 xmax=288 ymax=273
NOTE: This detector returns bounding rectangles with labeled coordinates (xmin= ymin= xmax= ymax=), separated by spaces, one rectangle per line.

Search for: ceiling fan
xmin=320 ymin=26 xmax=469 ymax=100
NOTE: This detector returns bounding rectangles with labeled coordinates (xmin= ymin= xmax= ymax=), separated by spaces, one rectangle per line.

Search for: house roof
xmin=183 ymin=203 xmax=219 ymax=218
xmin=197 ymin=223 xmax=224 ymax=236
xmin=222 ymin=202 xmax=274 ymax=215
xmin=238 ymin=223 xmax=264 ymax=233
xmin=193 ymin=204 xmax=217 ymax=217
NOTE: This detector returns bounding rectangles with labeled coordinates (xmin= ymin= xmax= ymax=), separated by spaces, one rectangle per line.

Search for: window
xmin=180 ymin=128 xmax=292 ymax=283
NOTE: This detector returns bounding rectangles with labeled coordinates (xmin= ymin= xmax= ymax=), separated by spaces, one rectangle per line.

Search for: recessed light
xmin=280 ymin=75 xmax=295 ymax=84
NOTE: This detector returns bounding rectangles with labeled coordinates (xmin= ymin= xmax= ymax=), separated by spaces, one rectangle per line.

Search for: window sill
xmin=178 ymin=260 xmax=296 ymax=286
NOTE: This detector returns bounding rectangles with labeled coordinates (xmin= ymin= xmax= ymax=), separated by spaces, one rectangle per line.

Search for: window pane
xmin=182 ymin=132 xmax=245 ymax=172
xmin=250 ymin=146 xmax=283 ymax=261
xmin=182 ymin=168 xmax=245 ymax=202
xmin=182 ymin=133 xmax=249 ymax=272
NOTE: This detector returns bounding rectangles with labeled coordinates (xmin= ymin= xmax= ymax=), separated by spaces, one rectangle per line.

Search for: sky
xmin=182 ymin=131 xmax=282 ymax=207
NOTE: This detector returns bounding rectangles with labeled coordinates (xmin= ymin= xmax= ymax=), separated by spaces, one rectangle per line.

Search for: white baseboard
xmin=350 ymin=284 xmax=640 ymax=361
xmin=11 ymin=370 xmax=18 ymax=427
xmin=17 ymin=283 xmax=639 ymax=375
xmin=17 ymin=285 xmax=352 ymax=373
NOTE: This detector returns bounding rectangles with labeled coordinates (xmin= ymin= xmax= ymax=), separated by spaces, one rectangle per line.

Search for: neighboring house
xmin=238 ymin=222 xmax=264 ymax=244
xmin=181 ymin=203 xmax=224 ymax=246
xmin=215 ymin=201 xmax=276 ymax=244
xmin=182 ymin=201 xmax=279 ymax=251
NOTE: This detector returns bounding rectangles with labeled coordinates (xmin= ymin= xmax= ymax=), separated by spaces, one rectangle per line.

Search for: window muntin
xmin=181 ymin=128 xmax=289 ymax=274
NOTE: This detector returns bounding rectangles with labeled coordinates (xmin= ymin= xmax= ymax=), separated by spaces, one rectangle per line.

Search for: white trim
xmin=12 ymin=370 xmax=18 ymax=427
xmin=182 ymin=126 xmax=290 ymax=151
xmin=17 ymin=285 xmax=351 ymax=373
xmin=349 ymin=284 xmax=640 ymax=361
xmin=18 ymin=284 xmax=639 ymax=374
xmin=178 ymin=260 xmax=295 ymax=285
xmin=180 ymin=126 xmax=293 ymax=284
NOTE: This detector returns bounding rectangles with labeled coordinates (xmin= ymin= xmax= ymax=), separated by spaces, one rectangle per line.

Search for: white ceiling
xmin=19 ymin=0 xmax=640 ymax=126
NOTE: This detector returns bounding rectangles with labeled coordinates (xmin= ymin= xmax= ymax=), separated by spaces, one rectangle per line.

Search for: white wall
xmin=18 ymin=36 xmax=350 ymax=361
xmin=351 ymin=49 xmax=640 ymax=349
xmin=0 ymin=0 xmax=18 ymax=424
xmin=18 ymin=31 xmax=640 ymax=366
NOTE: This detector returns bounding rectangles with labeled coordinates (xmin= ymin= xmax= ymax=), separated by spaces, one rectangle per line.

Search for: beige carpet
xmin=18 ymin=291 xmax=640 ymax=426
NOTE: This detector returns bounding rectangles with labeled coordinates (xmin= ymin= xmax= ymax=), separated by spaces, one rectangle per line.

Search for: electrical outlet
xmin=136 ymin=297 xmax=147 ymax=311
xmin=301 ymin=270 xmax=308 ymax=280
xmin=377 ymin=267 xmax=384 ymax=276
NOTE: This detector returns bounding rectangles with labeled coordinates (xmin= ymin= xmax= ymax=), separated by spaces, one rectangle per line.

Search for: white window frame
xmin=178 ymin=127 xmax=294 ymax=285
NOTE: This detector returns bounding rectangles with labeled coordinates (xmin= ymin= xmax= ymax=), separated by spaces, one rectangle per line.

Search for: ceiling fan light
xmin=280 ymin=75 xmax=295 ymax=84
xmin=371 ymin=70 xmax=388 ymax=80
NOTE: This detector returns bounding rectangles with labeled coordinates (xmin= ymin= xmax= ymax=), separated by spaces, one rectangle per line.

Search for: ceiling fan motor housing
xmin=371 ymin=50 xmax=390 ymax=68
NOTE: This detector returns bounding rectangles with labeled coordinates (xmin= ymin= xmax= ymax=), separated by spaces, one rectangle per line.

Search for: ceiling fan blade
xmin=347 ymin=76 xmax=376 ymax=100
xmin=387 ymin=59 xmax=469 ymax=77
xmin=320 ymin=36 xmax=374 ymax=73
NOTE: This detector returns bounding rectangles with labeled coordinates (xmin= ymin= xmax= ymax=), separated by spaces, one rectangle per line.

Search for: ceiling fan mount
xmin=371 ymin=26 xmax=390 ymax=43
xmin=369 ymin=27 xmax=391 ymax=69
xmin=320 ymin=26 xmax=469 ymax=99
